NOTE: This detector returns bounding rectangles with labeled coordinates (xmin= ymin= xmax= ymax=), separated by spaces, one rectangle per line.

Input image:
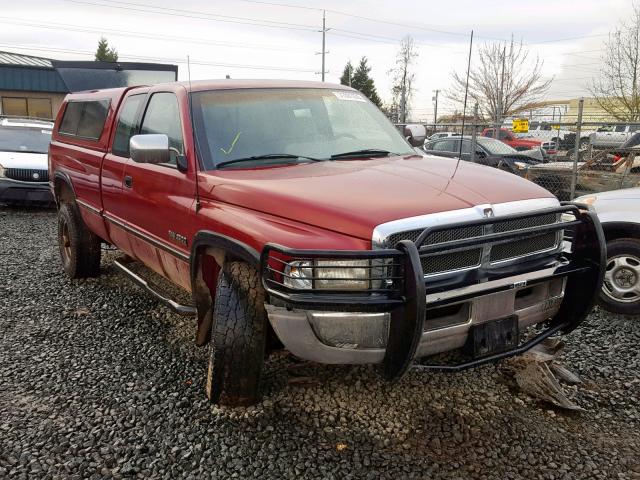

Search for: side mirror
xmin=130 ymin=134 xmax=170 ymax=164
xmin=476 ymin=150 xmax=486 ymax=159
xmin=403 ymin=124 xmax=427 ymax=147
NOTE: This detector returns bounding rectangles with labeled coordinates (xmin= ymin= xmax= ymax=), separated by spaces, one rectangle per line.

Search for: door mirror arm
xmin=175 ymin=152 xmax=188 ymax=173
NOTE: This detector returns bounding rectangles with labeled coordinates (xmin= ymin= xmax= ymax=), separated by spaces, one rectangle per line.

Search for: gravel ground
xmin=1 ymin=207 xmax=639 ymax=480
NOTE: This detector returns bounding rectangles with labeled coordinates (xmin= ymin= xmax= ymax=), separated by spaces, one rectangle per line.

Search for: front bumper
xmin=261 ymin=204 xmax=605 ymax=380
xmin=0 ymin=178 xmax=54 ymax=204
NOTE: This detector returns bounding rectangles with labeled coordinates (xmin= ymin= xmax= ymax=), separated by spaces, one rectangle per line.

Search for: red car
xmin=482 ymin=128 xmax=557 ymax=154
xmin=49 ymin=80 xmax=604 ymax=406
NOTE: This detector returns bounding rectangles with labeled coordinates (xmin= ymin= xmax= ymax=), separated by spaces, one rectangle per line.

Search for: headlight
xmin=284 ymin=259 xmax=370 ymax=290
xmin=579 ymin=195 xmax=597 ymax=206
xmin=513 ymin=161 xmax=528 ymax=170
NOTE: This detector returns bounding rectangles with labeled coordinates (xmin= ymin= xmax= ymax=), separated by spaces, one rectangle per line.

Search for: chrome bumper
xmin=266 ymin=273 xmax=566 ymax=365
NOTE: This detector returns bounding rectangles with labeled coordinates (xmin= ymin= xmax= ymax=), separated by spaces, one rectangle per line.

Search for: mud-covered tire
xmin=57 ymin=202 xmax=101 ymax=278
xmin=598 ymin=238 xmax=640 ymax=316
xmin=205 ymin=261 xmax=267 ymax=406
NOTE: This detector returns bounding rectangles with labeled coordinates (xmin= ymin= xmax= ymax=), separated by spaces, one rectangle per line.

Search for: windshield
xmin=192 ymin=88 xmax=414 ymax=169
xmin=0 ymin=127 xmax=51 ymax=154
xmin=477 ymin=136 xmax=518 ymax=154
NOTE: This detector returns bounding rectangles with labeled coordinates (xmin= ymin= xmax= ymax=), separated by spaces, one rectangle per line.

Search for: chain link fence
xmin=402 ymin=112 xmax=640 ymax=201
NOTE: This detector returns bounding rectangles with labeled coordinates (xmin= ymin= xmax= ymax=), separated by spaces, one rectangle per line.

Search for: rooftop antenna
xmin=187 ymin=55 xmax=201 ymax=213
xmin=455 ymin=30 xmax=474 ymax=174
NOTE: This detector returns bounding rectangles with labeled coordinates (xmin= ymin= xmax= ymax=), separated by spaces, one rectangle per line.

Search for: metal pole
xmin=470 ymin=103 xmax=478 ymax=163
xmin=433 ymin=90 xmax=439 ymax=127
xmin=494 ymin=44 xmax=506 ymax=140
xmin=571 ymin=98 xmax=584 ymax=200
xmin=348 ymin=61 xmax=351 ymax=87
xmin=321 ymin=10 xmax=326 ymax=82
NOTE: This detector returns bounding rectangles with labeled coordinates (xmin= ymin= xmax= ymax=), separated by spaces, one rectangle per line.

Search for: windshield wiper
xmin=216 ymin=154 xmax=322 ymax=169
xmin=330 ymin=149 xmax=397 ymax=159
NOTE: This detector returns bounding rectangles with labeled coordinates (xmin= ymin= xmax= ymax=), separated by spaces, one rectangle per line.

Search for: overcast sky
xmin=2 ymin=0 xmax=634 ymax=120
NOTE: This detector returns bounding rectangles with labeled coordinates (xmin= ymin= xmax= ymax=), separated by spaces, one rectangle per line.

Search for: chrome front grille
xmin=381 ymin=211 xmax=561 ymax=276
xmin=5 ymin=168 xmax=49 ymax=182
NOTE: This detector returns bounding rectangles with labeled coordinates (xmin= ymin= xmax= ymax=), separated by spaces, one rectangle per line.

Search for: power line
xmin=0 ymin=16 xmax=310 ymax=53
xmin=64 ymin=0 xmax=318 ymax=32
xmin=238 ymin=0 xmax=612 ymax=47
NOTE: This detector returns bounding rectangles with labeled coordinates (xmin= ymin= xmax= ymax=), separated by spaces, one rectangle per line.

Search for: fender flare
xmin=189 ymin=231 xmax=260 ymax=346
xmin=52 ymin=171 xmax=77 ymax=204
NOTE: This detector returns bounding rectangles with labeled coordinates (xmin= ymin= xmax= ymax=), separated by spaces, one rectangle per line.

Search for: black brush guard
xmin=261 ymin=203 xmax=605 ymax=380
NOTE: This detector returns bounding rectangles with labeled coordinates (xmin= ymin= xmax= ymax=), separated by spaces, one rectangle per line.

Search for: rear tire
xmin=57 ymin=202 xmax=101 ymax=278
xmin=205 ymin=261 xmax=267 ymax=406
xmin=598 ymin=238 xmax=640 ymax=316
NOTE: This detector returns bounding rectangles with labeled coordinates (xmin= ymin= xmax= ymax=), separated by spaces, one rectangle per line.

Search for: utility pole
xmin=432 ymin=89 xmax=440 ymax=127
xmin=348 ymin=61 xmax=352 ymax=87
xmin=320 ymin=10 xmax=328 ymax=81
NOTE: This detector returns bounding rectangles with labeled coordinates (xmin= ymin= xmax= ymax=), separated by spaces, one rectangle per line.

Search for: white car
xmin=589 ymin=124 xmax=640 ymax=149
xmin=576 ymin=188 xmax=640 ymax=315
xmin=428 ymin=131 xmax=460 ymax=141
xmin=0 ymin=117 xmax=54 ymax=205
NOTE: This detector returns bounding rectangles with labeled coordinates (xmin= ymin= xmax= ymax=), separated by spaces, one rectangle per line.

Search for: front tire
xmin=599 ymin=238 xmax=640 ymax=315
xmin=205 ymin=261 xmax=267 ymax=406
xmin=57 ymin=202 xmax=101 ymax=278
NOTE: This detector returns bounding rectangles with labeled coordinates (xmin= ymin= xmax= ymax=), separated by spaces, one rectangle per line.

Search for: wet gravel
xmin=1 ymin=207 xmax=639 ymax=479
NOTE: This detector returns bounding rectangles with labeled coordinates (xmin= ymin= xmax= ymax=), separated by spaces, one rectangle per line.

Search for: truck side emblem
xmin=513 ymin=280 xmax=527 ymax=288
xmin=168 ymin=230 xmax=188 ymax=246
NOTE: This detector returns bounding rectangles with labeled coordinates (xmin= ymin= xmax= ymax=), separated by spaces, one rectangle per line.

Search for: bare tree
xmin=389 ymin=36 xmax=418 ymax=123
xmin=447 ymin=39 xmax=551 ymax=124
xmin=590 ymin=4 xmax=640 ymax=121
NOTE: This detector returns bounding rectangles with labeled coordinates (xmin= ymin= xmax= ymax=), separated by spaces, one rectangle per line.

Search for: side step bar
xmin=114 ymin=259 xmax=196 ymax=316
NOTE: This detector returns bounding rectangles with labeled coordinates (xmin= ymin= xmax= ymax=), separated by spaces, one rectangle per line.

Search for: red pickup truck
xmin=482 ymin=128 xmax=557 ymax=154
xmin=49 ymin=80 xmax=604 ymax=406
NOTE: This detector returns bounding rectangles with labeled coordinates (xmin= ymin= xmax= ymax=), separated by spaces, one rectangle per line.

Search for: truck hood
xmin=0 ymin=151 xmax=48 ymax=169
xmin=200 ymin=155 xmax=555 ymax=241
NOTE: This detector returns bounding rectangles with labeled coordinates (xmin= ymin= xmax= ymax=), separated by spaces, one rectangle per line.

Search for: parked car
xmin=481 ymin=128 xmax=557 ymax=154
xmin=515 ymin=121 xmax=571 ymax=142
xmin=525 ymin=149 xmax=640 ymax=200
xmin=0 ymin=117 xmax=54 ymax=205
xmin=514 ymin=121 xmax=591 ymax=151
xmin=590 ymin=124 xmax=640 ymax=149
xmin=422 ymin=136 xmax=542 ymax=175
xmin=49 ymin=80 xmax=604 ymax=406
xmin=428 ymin=131 xmax=460 ymax=141
xmin=576 ymin=188 xmax=640 ymax=315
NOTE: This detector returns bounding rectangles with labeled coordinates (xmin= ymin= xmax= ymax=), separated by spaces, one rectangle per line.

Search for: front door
xmin=121 ymin=91 xmax=195 ymax=290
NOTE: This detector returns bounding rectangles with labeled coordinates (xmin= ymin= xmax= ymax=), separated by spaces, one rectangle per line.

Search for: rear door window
xmin=59 ymin=100 xmax=110 ymax=140
xmin=112 ymin=94 xmax=145 ymax=157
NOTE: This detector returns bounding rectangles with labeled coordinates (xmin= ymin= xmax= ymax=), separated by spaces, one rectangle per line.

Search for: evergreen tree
xmin=348 ymin=57 xmax=382 ymax=107
xmin=339 ymin=61 xmax=354 ymax=86
xmin=95 ymin=37 xmax=119 ymax=62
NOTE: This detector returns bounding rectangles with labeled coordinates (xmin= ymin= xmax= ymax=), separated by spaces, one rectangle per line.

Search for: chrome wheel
xmin=602 ymin=254 xmax=640 ymax=303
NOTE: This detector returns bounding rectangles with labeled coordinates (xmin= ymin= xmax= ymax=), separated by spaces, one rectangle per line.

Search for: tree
xmin=389 ymin=36 xmax=418 ymax=123
xmin=340 ymin=61 xmax=353 ymax=87
xmin=447 ymin=39 xmax=551 ymax=124
xmin=590 ymin=4 xmax=640 ymax=121
xmin=340 ymin=57 xmax=382 ymax=107
xmin=95 ymin=37 xmax=119 ymax=62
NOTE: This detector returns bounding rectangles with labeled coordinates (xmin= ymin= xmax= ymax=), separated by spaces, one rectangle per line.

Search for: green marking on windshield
xmin=220 ymin=132 xmax=242 ymax=156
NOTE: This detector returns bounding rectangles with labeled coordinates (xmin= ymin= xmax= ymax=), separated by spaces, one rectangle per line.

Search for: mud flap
xmin=381 ymin=240 xmax=426 ymax=380
xmin=553 ymin=208 xmax=606 ymax=334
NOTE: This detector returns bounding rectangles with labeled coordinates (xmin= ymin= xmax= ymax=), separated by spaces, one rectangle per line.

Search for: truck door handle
xmin=124 ymin=175 xmax=133 ymax=188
